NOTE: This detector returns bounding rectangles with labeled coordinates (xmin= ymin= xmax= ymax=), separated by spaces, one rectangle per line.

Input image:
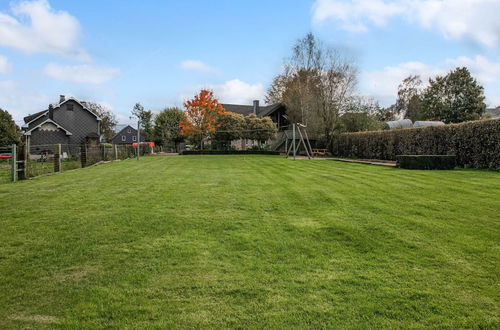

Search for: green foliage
xmin=86 ymin=102 xmax=118 ymax=142
xmin=396 ymin=155 xmax=456 ymax=170
xmin=132 ymin=103 xmax=154 ymax=141
xmin=0 ymin=108 xmax=21 ymax=146
xmin=212 ymin=112 xmax=245 ymax=150
xmin=339 ymin=112 xmax=383 ymax=133
xmin=421 ymin=67 xmax=486 ymax=123
xmin=332 ymin=119 xmax=500 ymax=169
xmin=395 ymin=75 xmax=424 ymax=122
xmin=154 ymin=108 xmax=183 ymax=147
xmin=0 ymin=156 xmax=498 ymax=328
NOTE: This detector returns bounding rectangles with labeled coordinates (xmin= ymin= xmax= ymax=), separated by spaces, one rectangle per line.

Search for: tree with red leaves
xmin=180 ymin=89 xmax=225 ymax=149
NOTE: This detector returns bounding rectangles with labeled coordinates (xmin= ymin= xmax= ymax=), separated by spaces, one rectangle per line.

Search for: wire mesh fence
xmin=0 ymin=143 xmax=152 ymax=183
xmin=0 ymin=145 xmax=13 ymax=184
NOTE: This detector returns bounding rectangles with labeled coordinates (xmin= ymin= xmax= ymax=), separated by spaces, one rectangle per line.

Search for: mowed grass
xmin=0 ymin=155 xmax=498 ymax=329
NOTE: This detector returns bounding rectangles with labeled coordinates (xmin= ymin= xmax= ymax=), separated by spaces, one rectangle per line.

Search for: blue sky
xmin=1 ymin=0 xmax=499 ymax=125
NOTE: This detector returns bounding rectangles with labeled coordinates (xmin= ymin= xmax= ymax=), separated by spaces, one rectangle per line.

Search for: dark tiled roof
xmin=24 ymin=109 xmax=47 ymax=123
xmin=221 ymin=103 xmax=285 ymax=117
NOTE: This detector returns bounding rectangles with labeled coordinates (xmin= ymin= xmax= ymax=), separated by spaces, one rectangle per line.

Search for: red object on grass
xmin=132 ymin=142 xmax=155 ymax=148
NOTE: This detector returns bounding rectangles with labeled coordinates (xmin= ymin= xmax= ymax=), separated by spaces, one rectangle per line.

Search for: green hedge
xmin=396 ymin=155 xmax=456 ymax=170
xmin=181 ymin=150 xmax=280 ymax=155
xmin=332 ymin=119 xmax=500 ymax=169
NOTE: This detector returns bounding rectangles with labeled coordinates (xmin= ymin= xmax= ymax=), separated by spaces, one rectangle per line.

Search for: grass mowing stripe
xmin=0 ymin=155 xmax=498 ymax=328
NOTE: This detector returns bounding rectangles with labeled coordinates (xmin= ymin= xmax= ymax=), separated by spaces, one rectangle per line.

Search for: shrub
xmin=181 ymin=150 xmax=279 ymax=155
xmin=331 ymin=119 xmax=499 ymax=169
xmin=396 ymin=155 xmax=456 ymax=170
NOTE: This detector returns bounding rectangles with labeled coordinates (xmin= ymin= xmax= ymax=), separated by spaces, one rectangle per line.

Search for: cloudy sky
xmin=1 ymin=0 xmax=499 ymax=125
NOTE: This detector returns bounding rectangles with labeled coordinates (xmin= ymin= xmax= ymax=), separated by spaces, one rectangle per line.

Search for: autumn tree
xmin=266 ymin=33 xmax=357 ymax=147
xmin=180 ymin=90 xmax=225 ymax=149
xmin=85 ymin=102 xmax=117 ymax=142
xmin=0 ymin=108 xmax=21 ymax=145
xmin=153 ymin=107 xmax=183 ymax=150
xmin=421 ymin=67 xmax=486 ymax=123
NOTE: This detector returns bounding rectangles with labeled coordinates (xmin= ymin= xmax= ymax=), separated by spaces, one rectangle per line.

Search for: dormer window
xmin=67 ymin=104 xmax=74 ymax=111
xmin=121 ymin=135 xmax=126 ymax=142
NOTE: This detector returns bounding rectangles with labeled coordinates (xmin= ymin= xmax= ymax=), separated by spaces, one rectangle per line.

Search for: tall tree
xmin=132 ymin=103 xmax=154 ymax=141
xmin=0 ymin=109 xmax=21 ymax=145
xmin=154 ymin=107 xmax=183 ymax=149
xmin=85 ymin=102 xmax=118 ymax=142
xmin=266 ymin=33 xmax=357 ymax=147
xmin=421 ymin=67 xmax=486 ymax=123
xmin=180 ymin=90 xmax=225 ymax=148
xmin=395 ymin=75 xmax=423 ymax=122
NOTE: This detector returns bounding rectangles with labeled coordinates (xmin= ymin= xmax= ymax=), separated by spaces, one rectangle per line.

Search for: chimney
xmin=59 ymin=95 xmax=65 ymax=104
xmin=253 ymin=100 xmax=259 ymax=115
xmin=48 ymin=104 xmax=54 ymax=120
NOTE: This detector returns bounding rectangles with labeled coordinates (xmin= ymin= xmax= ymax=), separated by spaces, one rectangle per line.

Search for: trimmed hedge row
xmin=181 ymin=150 xmax=280 ymax=155
xmin=332 ymin=119 xmax=500 ymax=169
xmin=396 ymin=155 xmax=456 ymax=170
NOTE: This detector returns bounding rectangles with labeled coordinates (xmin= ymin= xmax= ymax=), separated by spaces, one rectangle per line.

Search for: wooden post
xmin=23 ymin=135 xmax=29 ymax=179
xmin=80 ymin=144 xmax=87 ymax=168
xmin=54 ymin=144 xmax=61 ymax=172
xmin=11 ymin=144 xmax=17 ymax=182
xmin=114 ymin=144 xmax=118 ymax=160
xmin=292 ymin=124 xmax=296 ymax=160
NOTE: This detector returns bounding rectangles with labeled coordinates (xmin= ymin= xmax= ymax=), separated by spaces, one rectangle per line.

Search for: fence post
xmin=11 ymin=144 xmax=17 ymax=182
xmin=54 ymin=144 xmax=61 ymax=172
xmin=114 ymin=144 xmax=118 ymax=160
xmin=23 ymin=135 xmax=29 ymax=179
xmin=80 ymin=144 xmax=87 ymax=168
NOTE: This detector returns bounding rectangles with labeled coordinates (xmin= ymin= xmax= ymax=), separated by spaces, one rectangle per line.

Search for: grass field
xmin=0 ymin=155 xmax=498 ymax=328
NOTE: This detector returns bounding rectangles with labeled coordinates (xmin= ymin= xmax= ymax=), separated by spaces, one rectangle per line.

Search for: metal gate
xmin=0 ymin=144 xmax=23 ymax=183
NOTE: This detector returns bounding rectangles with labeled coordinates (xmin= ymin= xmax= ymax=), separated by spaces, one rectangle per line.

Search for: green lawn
xmin=0 ymin=155 xmax=498 ymax=328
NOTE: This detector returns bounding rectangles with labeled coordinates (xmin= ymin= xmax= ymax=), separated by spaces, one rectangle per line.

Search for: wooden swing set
xmin=286 ymin=123 xmax=314 ymax=160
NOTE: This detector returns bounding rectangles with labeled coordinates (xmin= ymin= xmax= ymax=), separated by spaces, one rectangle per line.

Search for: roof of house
xmin=24 ymin=118 xmax=73 ymax=136
xmin=111 ymin=125 xmax=137 ymax=141
xmin=221 ymin=103 xmax=285 ymax=117
xmin=23 ymin=96 xmax=101 ymax=125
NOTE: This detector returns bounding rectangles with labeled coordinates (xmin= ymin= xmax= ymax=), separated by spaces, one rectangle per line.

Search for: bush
xmin=396 ymin=155 xmax=456 ymax=170
xmin=331 ymin=119 xmax=499 ymax=169
xmin=181 ymin=150 xmax=280 ymax=155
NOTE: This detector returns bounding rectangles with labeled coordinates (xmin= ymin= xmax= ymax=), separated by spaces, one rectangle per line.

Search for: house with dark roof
xmin=221 ymin=100 xmax=288 ymax=130
xmin=111 ymin=125 xmax=145 ymax=144
xmin=23 ymin=95 xmax=101 ymax=147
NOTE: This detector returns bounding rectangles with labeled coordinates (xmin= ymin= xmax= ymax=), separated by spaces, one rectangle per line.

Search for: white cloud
xmin=0 ymin=80 xmax=51 ymax=122
xmin=0 ymin=0 xmax=88 ymax=60
xmin=312 ymin=0 xmax=405 ymax=32
xmin=0 ymin=55 xmax=11 ymax=74
xmin=182 ymin=79 xmax=265 ymax=105
xmin=312 ymin=0 xmax=500 ymax=47
xmin=43 ymin=63 xmax=120 ymax=84
xmin=180 ymin=60 xmax=219 ymax=73
xmin=362 ymin=55 xmax=500 ymax=107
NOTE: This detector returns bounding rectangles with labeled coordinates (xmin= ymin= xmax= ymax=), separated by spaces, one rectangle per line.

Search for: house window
xmin=127 ymin=128 xmax=131 ymax=133
xmin=121 ymin=135 xmax=126 ymax=142
xmin=67 ymin=104 xmax=74 ymax=111
xmin=132 ymin=136 xmax=137 ymax=141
